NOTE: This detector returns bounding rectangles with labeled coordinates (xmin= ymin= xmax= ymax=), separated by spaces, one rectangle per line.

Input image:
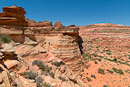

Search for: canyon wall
xmin=0 ymin=5 xmax=81 ymax=63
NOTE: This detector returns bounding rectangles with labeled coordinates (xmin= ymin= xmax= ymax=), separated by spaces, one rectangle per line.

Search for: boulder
xmin=2 ymin=71 xmax=11 ymax=87
xmin=4 ymin=60 xmax=20 ymax=69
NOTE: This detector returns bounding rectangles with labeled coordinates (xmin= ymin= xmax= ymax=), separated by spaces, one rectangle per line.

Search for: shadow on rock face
xmin=78 ymin=36 xmax=83 ymax=55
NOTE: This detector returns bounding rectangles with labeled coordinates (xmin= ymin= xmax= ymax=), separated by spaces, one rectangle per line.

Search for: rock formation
xmin=26 ymin=18 xmax=52 ymax=27
xmin=0 ymin=5 xmax=28 ymax=28
xmin=0 ymin=5 xmax=84 ymax=87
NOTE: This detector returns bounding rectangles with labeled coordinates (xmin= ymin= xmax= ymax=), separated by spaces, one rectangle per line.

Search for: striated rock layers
xmin=26 ymin=18 xmax=52 ymax=27
xmin=33 ymin=23 xmax=81 ymax=63
xmin=0 ymin=5 xmax=28 ymax=27
xmin=0 ymin=5 xmax=81 ymax=64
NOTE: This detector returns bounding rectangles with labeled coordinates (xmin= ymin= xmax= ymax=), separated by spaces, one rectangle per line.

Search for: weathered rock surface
xmin=4 ymin=60 xmax=20 ymax=69
xmin=2 ymin=71 xmax=11 ymax=87
xmin=0 ymin=5 xmax=28 ymax=27
xmin=26 ymin=18 xmax=52 ymax=27
xmin=0 ymin=5 xmax=84 ymax=87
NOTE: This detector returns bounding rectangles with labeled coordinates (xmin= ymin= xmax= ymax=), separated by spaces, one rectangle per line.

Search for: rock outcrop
xmin=0 ymin=5 xmax=28 ymax=28
xmin=26 ymin=18 xmax=52 ymax=27
xmin=0 ymin=5 xmax=84 ymax=87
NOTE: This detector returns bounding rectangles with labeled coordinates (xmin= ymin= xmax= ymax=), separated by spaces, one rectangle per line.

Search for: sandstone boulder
xmin=2 ymin=71 xmax=11 ymax=87
xmin=4 ymin=60 xmax=20 ymax=69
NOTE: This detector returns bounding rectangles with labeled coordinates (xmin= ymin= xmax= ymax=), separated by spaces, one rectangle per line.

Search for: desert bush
xmin=125 ymin=69 xmax=130 ymax=74
xmin=49 ymin=72 xmax=55 ymax=78
xmin=86 ymin=65 xmax=89 ymax=69
xmin=113 ymin=58 xmax=117 ymax=62
xmin=98 ymin=68 xmax=105 ymax=74
xmin=98 ymin=58 xmax=101 ymax=61
xmin=22 ymin=71 xmax=38 ymax=80
xmin=91 ymin=75 xmax=96 ymax=79
xmin=86 ymin=77 xmax=91 ymax=82
xmin=98 ymin=55 xmax=103 ymax=58
xmin=51 ymin=61 xmax=64 ymax=66
xmin=112 ymin=67 xmax=124 ymax=75
xmin=107 ymin=69 xmax=113 ymax=74
xmin=44 ymin=65 xmax=51 ymax=73
xmin=32 ymin=60 xmax=44 ymax=69
xmin=82 ymin=54 xmax=87 ymax=60
xmin=95 ymin=61 xmax=98 ymax=64
xmin=58 ymin=76 xmax=66 ymax=81
xmin=43 ymin=83 xmax=51 ymax=87
xmin=36 ymin=76 xmax=43 ymax=87
xmin=0 ymin=35 xmax=11 ymax=43
xmin=106 ymin=53 xmax=111 ymax=55
xmin=103 ymin=85 xmax=108 ymax=87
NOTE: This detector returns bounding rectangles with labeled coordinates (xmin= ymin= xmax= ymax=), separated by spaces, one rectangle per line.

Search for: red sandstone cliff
xmin=0 ymin=5 xmax=28 ymax=27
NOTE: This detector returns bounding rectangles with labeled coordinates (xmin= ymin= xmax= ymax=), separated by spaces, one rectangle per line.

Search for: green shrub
xmin=112 ymin=67 xmax=124 ymax=75
xmin=103 ymin=85 xmax=108 ymax=87
xmin=91 ymin=75 xmax=96 ymax=79
xmin=43 ymin=83 xmax=51 ymax=87
xmin=113 ymin=58 xmax=117 ymax=62
xmin=86 ymin=65 xmax=89 ymax=69
xmin=125 ymin=69 xmax=130 ymax=74
xmin=22 ymin=71 xmax=38 ymax=80
xmin=45 ymin=65 xmax=51 ymax=73
xmin=86 ymin=77 xmax=91 ymax=82
xmin=49 ymin=72 xmax=55 ymax=78
xmin=106 ymin=53 xmax=111 ymax=55
xmin=95 ymin=61 xmax=98 ymax=64
xmin=93 ymin=54 xmax=97 ymax=57
xmin=32 ymin=60 xmax=44 ymax=69
xmin=98 ymin=68 xmax=105 ymax=74
xmin=51 ymin=61 xmax=64 ymax=66
xmin=36 ymin=76 xmax=43 ymax=87
xmin=82 ymin=54 xmax=87 ymax=60
xmin=107 ymin=69 xmax=113 ymax=74
xmin=98 ymin=58 xmax=101 ymax=61
xmin=0 ymin=35 xmax=11 ymax=43
xmin=98 ymin=56 xmax=103 ymax=58
xmin=58 ymin=76 xmax=66 ymax=81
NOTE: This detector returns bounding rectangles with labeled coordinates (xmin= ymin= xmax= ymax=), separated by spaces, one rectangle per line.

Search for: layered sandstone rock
xmin=34 ymin=25 xmax=81 ymax=62
xmin=0 ymin=5 xmax=28 ymax=27
xmin=26 ymin=18 xmax=52 ymax=27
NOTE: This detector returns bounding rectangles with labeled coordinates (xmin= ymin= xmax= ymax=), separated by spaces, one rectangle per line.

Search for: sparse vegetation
xmin=86 ymin=77 xmax=91 ymax=82
xmin=0 ymin=35 xmax=11 ymax=43
xmin=113 ymin=58 xmax=117 ymax=62
xmin=43 ymin=83 xmax=51 ymax=87
xmin=58 ymin=76 xmax=66 ymax=81
xmin=36 ymin=76 xmax=43 ymax=87
xmin=107 ymin=69 xmax=113 ymax=74
xmin=106 ymin=52 xmax=111 ymax=55
xmin=98 ymin=68 xmax=105 ymax=74
xmin=32 ymin=60 xmax=44 ymax=69
xmin=49 ymin=72 xmax=55 ymax=78
xmin=22 ymin=71 xmax=38 ymax=80
xmin=103 ymin=85 xmax=108 ymax=87
xmin=91 ymin=75 xmax=96 ymax=79
xmin=45 ymin=65 xmax=51 ymax=73
xmin=112 ymin=67 xmax=124 ymax=75
xmin=94 ymin=61 xmax=98 ymax=64
xmin=125 ymin=69 xmax=130 ymax=74
xmin=51 ymin=61 xmax=64 ymax=66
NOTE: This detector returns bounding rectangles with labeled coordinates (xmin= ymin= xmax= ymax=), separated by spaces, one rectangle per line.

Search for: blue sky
xmin=0 ymin=0 xmax=130 ymax=26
